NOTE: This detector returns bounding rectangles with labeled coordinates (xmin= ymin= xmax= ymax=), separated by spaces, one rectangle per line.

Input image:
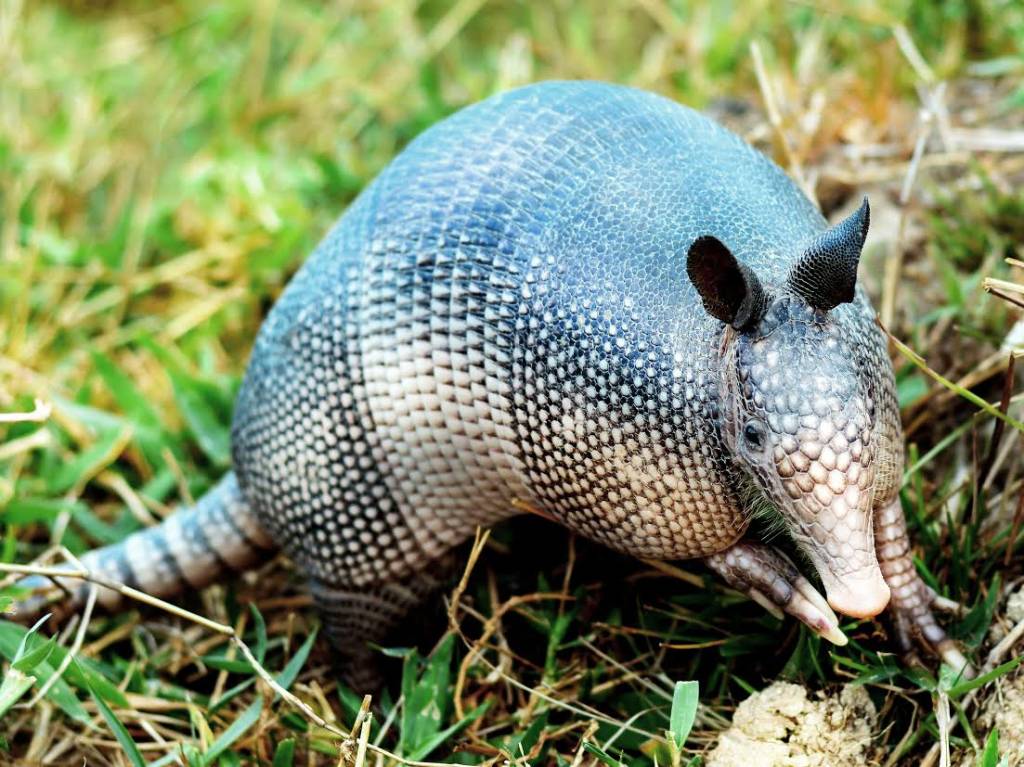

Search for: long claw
xmin=792 ymin=573 xmax=834 ymax=619
xmin=818 ymin=621 xmax=849 ymax=647
xmin=789 ymin=578 xmax=848 ymax=646
xmin=786 ymin=574 xmax=847 ymax=645
xmin=938 ymin=641 xmax=974 ymax=679
xmin=706 ymin=541 xmax=846 ymax=645
xmin=931 ymin=595 xmax=968 ymax=615
xmin=748 ymin=589 xmax=785 ymax=620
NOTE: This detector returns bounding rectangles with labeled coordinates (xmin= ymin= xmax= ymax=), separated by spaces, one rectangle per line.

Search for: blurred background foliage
xmin=1 ymin=0 xmax=1023 ymax=764
xmin=2 ymin=0 xmax=1022 ymax=445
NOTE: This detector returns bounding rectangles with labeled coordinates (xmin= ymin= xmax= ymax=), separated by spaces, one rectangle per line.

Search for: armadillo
xmin=15 ymin=81 xmax=968 ymax=685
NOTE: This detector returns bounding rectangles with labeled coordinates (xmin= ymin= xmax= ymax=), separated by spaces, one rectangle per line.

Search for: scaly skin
xmin=12 ymin=81 xmax=968 ymax=685
xmin=875 ymin=497 xmax=969 ymax=670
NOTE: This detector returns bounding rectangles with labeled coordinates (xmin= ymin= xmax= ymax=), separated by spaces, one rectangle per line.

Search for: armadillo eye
xmin=743 ymin=421 xmax=766 ymax=451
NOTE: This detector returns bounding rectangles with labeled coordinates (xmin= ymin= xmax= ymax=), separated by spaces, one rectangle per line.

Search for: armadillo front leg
xmin=874 ymin=497 xmax=970 ymax=673
xmin=705 ymin=541 xmax=846 ymax=644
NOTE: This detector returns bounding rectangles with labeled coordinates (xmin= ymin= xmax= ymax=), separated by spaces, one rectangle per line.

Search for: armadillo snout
xmin=818 ymin=565 xmax=890 ymax=618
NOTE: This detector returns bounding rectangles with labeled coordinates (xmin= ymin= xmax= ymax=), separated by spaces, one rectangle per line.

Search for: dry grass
xmin=1 ymin=0 xmax=1023 ymax=764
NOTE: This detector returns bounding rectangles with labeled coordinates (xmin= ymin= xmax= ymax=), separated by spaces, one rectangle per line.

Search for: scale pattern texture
xmin=230 ymin=82 xmax=891 ymax=636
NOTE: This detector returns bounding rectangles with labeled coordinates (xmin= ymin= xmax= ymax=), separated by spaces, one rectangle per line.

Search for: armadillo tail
xmin=12 ymin=472 xmax=276 ymax=620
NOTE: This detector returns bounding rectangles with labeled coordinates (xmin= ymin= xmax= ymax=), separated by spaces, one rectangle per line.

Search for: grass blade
xmin=669 ymin=680 xmax=699 ymax=748
xmin=272 ymin=738 xmax=296 ymax=767
xmin=87 ymin=677 xmax=145 ymax=767
xmin=886 ymin=328 xmax=1024 ymax=434
xmin=947 ymin=655 xmax=1024 ymax=698
xmin=202 ymin=697 xmax=263 ymax=766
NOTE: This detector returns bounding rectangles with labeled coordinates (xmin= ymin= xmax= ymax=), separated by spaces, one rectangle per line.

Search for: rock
xmin=988 ymin=585 xmax=1024 ymax=645
xmin=958 ymin=670 xmax=1024 ymax=766
xmin=1006 ymin=588 xmax=1024 ymax=624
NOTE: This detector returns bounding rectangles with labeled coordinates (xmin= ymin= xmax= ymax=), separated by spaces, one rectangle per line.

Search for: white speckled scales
xmin=228 ymin=81 xmax=884 ymax=658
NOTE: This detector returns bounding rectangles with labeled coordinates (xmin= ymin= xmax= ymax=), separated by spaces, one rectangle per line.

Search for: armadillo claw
xmin=790 ymin=575 xmax=849 ymax=646
xmin=931 ymin=595 xmax=968 ymax=615
xmin=705 ymin=540 xmax=847 ymax=646
xmin=937 ymin=641 xmax=972 ymax=678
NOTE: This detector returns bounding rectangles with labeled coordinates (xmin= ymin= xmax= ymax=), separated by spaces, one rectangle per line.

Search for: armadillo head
xmin=687 ymin=198 xmax=891 ymax=619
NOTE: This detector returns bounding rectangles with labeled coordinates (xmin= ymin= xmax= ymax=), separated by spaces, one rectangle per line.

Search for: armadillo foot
xmin=875 ymin=498 xmax=975 ymax=678
xmin=882 ymin=574 xmax=974 ymax=678
xmin=705 ymin=540 xmax=847 ymax=646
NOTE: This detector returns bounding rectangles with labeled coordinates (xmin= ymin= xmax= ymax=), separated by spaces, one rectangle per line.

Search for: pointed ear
xmin=787 ymin=196 xmax=870 ymax=311
xmin=686 ymin=235 xmax=768 ymax=330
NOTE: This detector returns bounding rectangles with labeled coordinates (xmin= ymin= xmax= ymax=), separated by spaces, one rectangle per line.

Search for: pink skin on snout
xmin=814 ymin=556 xmax=891 ymax=619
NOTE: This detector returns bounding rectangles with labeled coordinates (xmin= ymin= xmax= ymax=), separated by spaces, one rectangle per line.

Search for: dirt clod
xmin=707 ymin=682 xmax=877 ymax=767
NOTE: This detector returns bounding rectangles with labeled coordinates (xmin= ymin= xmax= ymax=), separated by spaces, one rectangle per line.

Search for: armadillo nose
xmin=824 ymin=571 xmax=891 ymax=619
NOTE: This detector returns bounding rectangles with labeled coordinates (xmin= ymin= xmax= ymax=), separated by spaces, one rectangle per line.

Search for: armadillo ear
xmin=787 ymin=197 xmax=870 ymax=311
xmin=687 ymin=235 xmax=768 ymax=330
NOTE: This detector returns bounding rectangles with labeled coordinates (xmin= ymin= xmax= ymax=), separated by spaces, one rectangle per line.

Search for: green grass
xmin=1 ymin=0 xmax=1023 ymax=764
